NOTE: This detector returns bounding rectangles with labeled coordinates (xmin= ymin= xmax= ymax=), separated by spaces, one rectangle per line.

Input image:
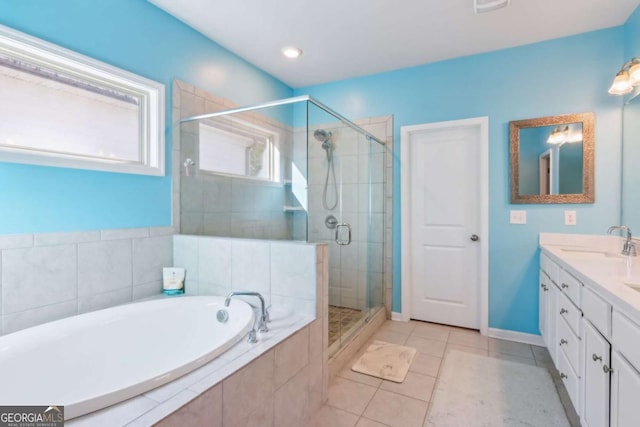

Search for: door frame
xmin=400 ymin=117 xmax=489 ymax=336
xmin=539 ymin=148 xmax=553 ymax=195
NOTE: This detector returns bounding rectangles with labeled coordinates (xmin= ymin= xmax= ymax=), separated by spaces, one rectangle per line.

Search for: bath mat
xmin=426 ymin=350 xmax=570 ymax=427
xmin=351 ymin=340 xmax=417 ymax=383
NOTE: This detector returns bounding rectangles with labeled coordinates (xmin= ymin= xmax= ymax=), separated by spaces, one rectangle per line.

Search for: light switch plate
xmin=565 ymin=210 xmax=577 ymax=226
xmin=510 ymin=210 xmax=527 ymax=224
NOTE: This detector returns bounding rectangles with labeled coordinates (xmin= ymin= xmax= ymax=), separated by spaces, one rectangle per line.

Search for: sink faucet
xmin=607 ymin=226 xmax=637 ymax=257
xmin=225 ymin=291 xmax=270 ymax=333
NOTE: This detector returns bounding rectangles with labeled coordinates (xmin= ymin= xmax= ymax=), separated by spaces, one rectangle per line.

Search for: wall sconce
xmin=547 ymin=125 xmax=569 ymax=145
xmin=609 ymin=58 xmax=640 ymax=95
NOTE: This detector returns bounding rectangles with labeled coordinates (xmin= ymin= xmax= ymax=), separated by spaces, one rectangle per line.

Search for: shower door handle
xmin=335 ymin=223 xmax=352 ymax=245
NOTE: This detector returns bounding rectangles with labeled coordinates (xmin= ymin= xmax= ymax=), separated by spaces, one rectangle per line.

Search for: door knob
xmin=470 ymin=234 xmax=479 ymax=241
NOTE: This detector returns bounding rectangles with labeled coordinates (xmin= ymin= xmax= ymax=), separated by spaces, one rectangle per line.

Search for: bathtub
xmin=0 ymin=296 xmax=255 ymax=420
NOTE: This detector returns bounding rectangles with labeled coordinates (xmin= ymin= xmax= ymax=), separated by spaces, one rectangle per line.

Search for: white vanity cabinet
xmin=540 ymin=245 xmax=640 ymax=427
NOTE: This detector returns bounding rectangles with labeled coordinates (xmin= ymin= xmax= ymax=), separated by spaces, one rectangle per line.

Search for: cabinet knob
xmin=559 ymin=339 xmax=568 ymax=346
xmin=470 ymin=234 xmax=479 ymax=242
xmin=560 ymin=308 xmax=568 ymax=315
xmin=561 ymin=283 xmax=569 ymax=289
xmin=560 ymin=372 xmax=568 ymax=379
xmin=592 ymin=354 xmax=602 ymax=362
xmin=603 ymin=365 xmax=614 ymax=374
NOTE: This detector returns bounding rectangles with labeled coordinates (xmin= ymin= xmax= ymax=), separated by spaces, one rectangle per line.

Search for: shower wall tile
xmin=198 ymin=238 xmax=231 ymax=286
xmin=340 ymin=184 xmax=359 ymax=213
xmin=231 ymin=240 xmax=270 ymax=294
xmin=2 ymin=244 xmax=77 ymax=314
xmin=180 ymin=213 xmax=204 ymax=235
xmin=337 ymin=155 xmax=358 ymax=184
xmin=203 ymin=214 xmax=231 ymax=236
xmin=231 ymin=181 xmax=255 ymax=213
xmin=78 ymin=287 xmax=132 ymax=314
xmin=202 ymin=176 xmax=231 ymax=213
xmin=78 ymin=240 xmax=132 ymax=297
xmin=3 ymin=300 xmax=77 ymax=334
xmin=180 ymin=175 xmax=204 ymax=213
xmin=307 ymin=158 xmax=326 ymax=186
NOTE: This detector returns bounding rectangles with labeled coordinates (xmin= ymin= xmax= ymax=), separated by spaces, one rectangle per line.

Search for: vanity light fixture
xmin=547 ymin=125 xmax=569 ymax=145
xmin=609 ymin=58 xmax=640 ymax=95
xmin=281 ymin=46 xmax=302 ymax=59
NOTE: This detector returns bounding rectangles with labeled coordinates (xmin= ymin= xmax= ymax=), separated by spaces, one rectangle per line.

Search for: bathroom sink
xmin=559 ymin=248 xmax=621 ymax=259
xmin=624 ymin=282 xmax=640 ymax=293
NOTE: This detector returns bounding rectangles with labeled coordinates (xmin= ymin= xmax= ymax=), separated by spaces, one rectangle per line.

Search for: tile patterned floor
xmin=307 ymin=320 xmax=578 ymax=427
xmin=328 ymin=305 xmax=366 ymax=348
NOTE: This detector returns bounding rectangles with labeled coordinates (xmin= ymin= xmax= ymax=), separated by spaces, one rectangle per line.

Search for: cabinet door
xmin=611 ymin=351 xmax=640 ymax=427
xmin=583 ymin=319 xmax=611 ymax=427
xmin=548 ymin=284 xmax=558 ymax=365
xmin=539 ymin=270 xmax=549 ymax=341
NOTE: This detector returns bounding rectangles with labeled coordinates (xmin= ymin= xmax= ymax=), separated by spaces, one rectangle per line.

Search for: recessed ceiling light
xmin=281 ymin=46 xmax=302 ymax=59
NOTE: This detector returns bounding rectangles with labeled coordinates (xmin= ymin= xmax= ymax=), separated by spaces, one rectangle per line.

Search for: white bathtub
xmin=0 ymin=296 xmax=255 ymax=420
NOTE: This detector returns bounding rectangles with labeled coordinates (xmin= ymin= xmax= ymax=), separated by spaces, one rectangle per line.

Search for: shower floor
xmin=328 ymin=305 xmax=366 ymax=349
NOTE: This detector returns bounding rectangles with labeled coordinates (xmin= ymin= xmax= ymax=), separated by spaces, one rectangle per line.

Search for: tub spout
xmin=225 ymin=291 xmax=269 ymax=333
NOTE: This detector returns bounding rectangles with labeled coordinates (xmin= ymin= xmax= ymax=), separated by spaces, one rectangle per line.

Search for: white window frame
xmin=0 ymin=24 xmax=165 ymax=176
xmin=198 ymin=118 xmax=280 ymax=183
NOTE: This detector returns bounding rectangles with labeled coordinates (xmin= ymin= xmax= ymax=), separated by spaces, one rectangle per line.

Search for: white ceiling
xmin=150 ymin=0 xmax=639 ymax=88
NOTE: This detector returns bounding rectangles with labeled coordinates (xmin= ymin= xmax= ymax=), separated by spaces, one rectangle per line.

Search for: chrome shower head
xmin=313 ymin=129 xmax=332 ymax=143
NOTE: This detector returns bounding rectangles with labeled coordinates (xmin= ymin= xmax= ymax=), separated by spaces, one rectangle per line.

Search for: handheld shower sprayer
xmin=313 ymin=129 xmax=338 ymax=211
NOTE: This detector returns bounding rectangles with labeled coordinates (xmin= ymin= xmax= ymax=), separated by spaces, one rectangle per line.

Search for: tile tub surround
xmin=65 ymin=238 xmax=329 ymax=426
xmin=173 ymin=234 xmax=320 ymax=317
xmin=0 ymin=226 xmax=174 ymax=335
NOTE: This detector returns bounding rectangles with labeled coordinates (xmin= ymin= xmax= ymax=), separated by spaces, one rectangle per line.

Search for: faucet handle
xmin=628 ymin=241 xmax=638 ymax=257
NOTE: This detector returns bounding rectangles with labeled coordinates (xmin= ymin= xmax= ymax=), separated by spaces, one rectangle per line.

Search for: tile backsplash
xmin=0 ymin=227 xmax=174 ymax=335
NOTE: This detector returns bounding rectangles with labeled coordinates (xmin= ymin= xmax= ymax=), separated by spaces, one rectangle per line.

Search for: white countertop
xmin=540 ymin=233 xmax=640 ymax=325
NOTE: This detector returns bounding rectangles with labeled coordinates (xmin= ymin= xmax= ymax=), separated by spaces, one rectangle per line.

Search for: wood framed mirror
xmin=510 ymin=112 xmax=594 ymax=204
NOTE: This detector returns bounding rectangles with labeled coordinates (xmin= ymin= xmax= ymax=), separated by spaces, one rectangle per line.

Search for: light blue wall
xmin=0 ymin=0 xmax=292 ymax=234
xmin=296 ymin=28 xmax=624 ymax=334
xmin=624 ymin=6 xmax=640 ymax=58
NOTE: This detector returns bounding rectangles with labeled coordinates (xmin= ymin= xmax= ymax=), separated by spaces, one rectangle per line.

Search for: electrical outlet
xmin=565 ymin=210 xmax=577 ymax=226
xmin=510 ymin=210 xmax=527 ymax=225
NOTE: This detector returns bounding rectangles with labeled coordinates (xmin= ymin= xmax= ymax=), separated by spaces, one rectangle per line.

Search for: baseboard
xmin=488 ymin=327 xmax=544 ymax=346
xmin=391 ymin=311 xmax=404 ymax=321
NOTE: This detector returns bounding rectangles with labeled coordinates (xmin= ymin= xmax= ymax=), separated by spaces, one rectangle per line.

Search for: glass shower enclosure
xmin=180 ymin=96 xmax=385 ymax=356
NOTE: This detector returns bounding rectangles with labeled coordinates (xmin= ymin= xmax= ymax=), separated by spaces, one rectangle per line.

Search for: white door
xmin=404 ymin=124 xmax=482 ymax=329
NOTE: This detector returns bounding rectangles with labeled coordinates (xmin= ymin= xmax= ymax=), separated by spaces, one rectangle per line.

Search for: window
xmin=198 ymin=119 xmax=279 ymax=182
xmin=0 ymin=25 xmax=165 ymax=175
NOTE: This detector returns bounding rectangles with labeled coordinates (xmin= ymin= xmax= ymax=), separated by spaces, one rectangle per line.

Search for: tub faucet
xmin=607 ymin=226 xmax=637 ymax=256
xmin=224 ymin=291 xmax=269 ymax=333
